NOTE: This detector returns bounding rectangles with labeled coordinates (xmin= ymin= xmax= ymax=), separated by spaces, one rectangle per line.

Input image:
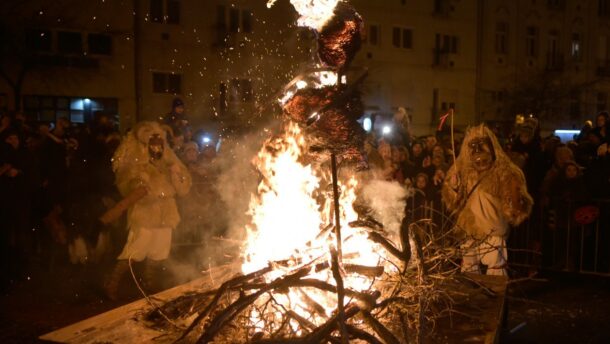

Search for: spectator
xmin=410 ymin=140 xmax=429 ymax=175
xmin=377 ymin=139 xmax=399 ymax=182
xmin=547 ymin=160 xmax=590 ymax=270
xmin=591 ymin=111 xmax=610 ymax=145
xmin=540 ymin=146 xmax=575 ymax=205
xmin=163 ymin=98 xmax=190 ymax=142
xmin=0 ymin=130 xmax=35 ymax=280
xmin=512 ymin=117 xmax=546 ymax=200
xmin=424 ymin=135 xmax=438 ymax=156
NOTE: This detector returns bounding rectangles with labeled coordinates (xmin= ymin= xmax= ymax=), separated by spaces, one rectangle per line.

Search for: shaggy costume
xmin=442 ymin=125 xmax=532 ymax=276
xmin=105 ymin=121 xmax=191 ymax=299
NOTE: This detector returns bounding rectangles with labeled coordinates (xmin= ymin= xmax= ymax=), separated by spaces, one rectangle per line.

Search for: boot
xmin=143 ymin=259 xmax=163 ymax=293
xmin=104 ymin=260 xmax=129 ymax=301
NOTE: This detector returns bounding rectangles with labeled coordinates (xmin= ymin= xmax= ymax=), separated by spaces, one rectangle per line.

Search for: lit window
xmin=571 ymin=32 xmax=582 ymax=61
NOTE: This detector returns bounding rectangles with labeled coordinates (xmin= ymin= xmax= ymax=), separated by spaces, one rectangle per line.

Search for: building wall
xmin=478 ymin=0 xmax=610 ymax=130
xmin=0 ymin=0 xmax=137 ymax=129
xmin=134 ymin=0 xmax=308 ymax=133
xmin=4 ymin=0 xmax=610 ymax=134
xmin=352 ymin=0 xmax=479 ymax=135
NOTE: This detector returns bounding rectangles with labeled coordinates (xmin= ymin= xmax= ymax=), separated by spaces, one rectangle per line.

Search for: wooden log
xmin=98 ymin=186 xmax=148 ymax=225
xmin=362 ymin=310 xmax=400 ymax=344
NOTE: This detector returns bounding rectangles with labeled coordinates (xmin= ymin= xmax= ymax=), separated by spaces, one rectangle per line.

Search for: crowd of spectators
xmin=367 ymin=109 xmax=610 ymax=272
xmin=3 ymin=102 xmax=610 ymax=288
xmin=0 ymin=98 xmax=225 ymax=289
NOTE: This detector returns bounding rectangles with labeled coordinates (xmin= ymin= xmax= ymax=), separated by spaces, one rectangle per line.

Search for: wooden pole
xmin=330 ymin=153 xmax=347 ymax=343
xmin=330 ymin=153 xmax=342 ymax=255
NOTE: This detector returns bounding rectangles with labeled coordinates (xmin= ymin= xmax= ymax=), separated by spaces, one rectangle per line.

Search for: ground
xmin=1 ymin=259 xmax=609 ymax=343
xmin=502 ymin=272 xmax=610 ymax=344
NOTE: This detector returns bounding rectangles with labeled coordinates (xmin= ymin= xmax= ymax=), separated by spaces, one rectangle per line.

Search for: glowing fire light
xmin=241 ymin=0 xmax=398 ymax=335
xmin=267 ymin=0 xmax=340 ymax=30
xmin=242 ymin=123 xmax=394 ymax=329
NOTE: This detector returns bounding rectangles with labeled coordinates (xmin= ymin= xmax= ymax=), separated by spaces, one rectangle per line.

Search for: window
xmin=216 ymin=5 xmax=227 ymax=29
xmin=150 ymin=0 xmax=179 ymax=24
xmin=166 ymin=0 xmax=180 ymax=24
xmin=26 ymin=29 xmax=52 ymax=52
xmin=57 ymin=31 xmax=82 ymax=54
xmin=218 ymin=6 xmax=254 ymax=35
xmin=88 ymin=34 xmax=112 ymax=55
xmin=525 ymin=26 xmax=538 ymax=57
xmin=547 ymin=31 xmax=561 ymax=68
xmin=435 ymin=34 xmax=458 ymax=53
xmin=598 ymin=92 xmax=608 ymax=112
xmin=242 ymin=10 xmax=253 ymax=33
xmin=152 ymin=72 xmax=182 ymax=94
xmin=229 ymin=78 xmax=253 ymax=102
xmin=23 ymin=96 xmax=118 ymax=123
xmin=571 ymin=33 xmax=582 ymax=61
xmin=219 ymin=82 xmax=227 ymax=116
xmin=547 ymin=0 xmax=565 ymax=10
xmin=367 ymin=24 xmax=380 ymax=46
xmin=229 ymin=8 xmax=240 ymax=33
xmin=433 ymin=0 xmax=451 ymax=15
xmin=402 ymin=28 xmax=413 ymax=48
xmin=392 ymin=28 xmax=400 ymax=47
xmin=450 ymin=36 xmax=458 ymax=53
xmin=495 ymin=22 xmax=509 ymax=54
xmin=569 ymin=92 xmax=580 ymax=119
xmin=150 ymin=0 xmax=163 ymax=22
xmin=600 ymin=0 xmax=610 ymax=17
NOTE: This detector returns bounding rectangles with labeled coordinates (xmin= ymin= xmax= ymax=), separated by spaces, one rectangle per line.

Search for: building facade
xmin=477 ymin=0 xmax=610 ymax=130
xmin=352 ymin=0 xmax=479 ymax=134
xmin=2 ymin=0 xmax=610 ymax=134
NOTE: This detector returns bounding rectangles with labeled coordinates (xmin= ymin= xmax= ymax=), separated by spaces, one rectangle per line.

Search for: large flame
xmin=242 ymin=123 xmax=394 ymax=328
xmin=267 ymin=0 xmax=340 ymax=30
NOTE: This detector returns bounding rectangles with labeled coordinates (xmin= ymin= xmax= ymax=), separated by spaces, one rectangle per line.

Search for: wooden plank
xmin=40 ymin=264 xmax=237 ymax=343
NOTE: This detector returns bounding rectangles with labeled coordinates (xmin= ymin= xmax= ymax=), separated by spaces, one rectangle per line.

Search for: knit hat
xmin=172 ymin=97 xmax=184 ymax=109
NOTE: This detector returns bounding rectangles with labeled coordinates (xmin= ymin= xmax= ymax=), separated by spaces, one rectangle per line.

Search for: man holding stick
xmin=103 ymin=121 xmax=191 ymax=300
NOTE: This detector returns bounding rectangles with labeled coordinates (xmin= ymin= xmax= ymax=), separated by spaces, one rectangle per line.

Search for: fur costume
xmin=443 ymin=125 xmax=533 ymax=239
xmin=112 ymin=121 xmax=192 ymax=260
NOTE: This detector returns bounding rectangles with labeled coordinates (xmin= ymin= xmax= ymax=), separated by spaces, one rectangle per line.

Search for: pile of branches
xmin=142 ymin=209 xmax=495 ymax=344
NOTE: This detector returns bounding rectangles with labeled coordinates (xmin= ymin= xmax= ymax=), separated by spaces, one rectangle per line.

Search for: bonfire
xmin=142 ymin=1 xmax=488 ymax=343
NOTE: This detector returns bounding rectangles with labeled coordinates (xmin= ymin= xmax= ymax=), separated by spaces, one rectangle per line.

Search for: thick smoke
xmin=360 ymin=179 xmax=408 ymax=235
xmin=166 ymin=125 xmax=275 ymax=284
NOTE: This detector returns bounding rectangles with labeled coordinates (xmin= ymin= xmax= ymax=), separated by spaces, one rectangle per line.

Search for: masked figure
xmin=442 ymin=125 xmax=532 ymax=276
xmin=104 ymin=121 xmax=191 ymax=299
